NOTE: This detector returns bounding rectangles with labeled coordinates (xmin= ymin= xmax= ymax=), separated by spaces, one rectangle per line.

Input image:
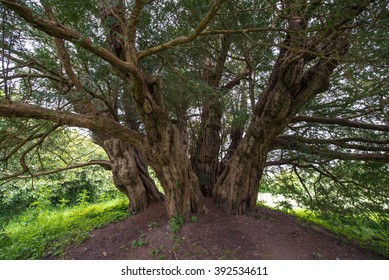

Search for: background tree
xmin=0 ymin=0 xmax=388 ymax=219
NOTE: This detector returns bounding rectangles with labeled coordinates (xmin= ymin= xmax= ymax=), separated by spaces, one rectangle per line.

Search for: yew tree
xmin=1 ymin=0 xmax=388 ymax=218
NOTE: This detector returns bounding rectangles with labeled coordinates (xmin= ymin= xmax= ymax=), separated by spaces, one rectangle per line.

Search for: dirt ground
xmin=62 ymin=199 xmax=384 ymax=260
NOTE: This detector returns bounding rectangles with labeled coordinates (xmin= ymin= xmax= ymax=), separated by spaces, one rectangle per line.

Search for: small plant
xmin=191 ymin=215 xmax=198 ymax=223
xmin=261 ymin=253 xmax=278 ymax=260
xmin=148 ymin=248 xmax=161 ymax=257
xmin=148 ymin=245 xmax=164 ymax=258
xmin=131 ymin=233 xmax=148 ymax=248
xmin=218 ymin=249 xmax=233 ymax=260
xmin=77 ymin=190 xmax=90 ymax=205
xmin=148 ymin=221 xmax=160 ymax=229
xmin=58 ymin=198 xmax=70 ymax=209
xmin=169 ymin=216 xmax=184 ymax=233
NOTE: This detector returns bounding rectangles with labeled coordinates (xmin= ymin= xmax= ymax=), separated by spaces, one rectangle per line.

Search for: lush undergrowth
xmin=0 ymin=197 xmax=129 ymax=260
xmin=290 ymin=209 xmax=389 ymax=259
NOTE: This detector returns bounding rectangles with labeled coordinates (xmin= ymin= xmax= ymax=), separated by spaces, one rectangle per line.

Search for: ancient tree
xmin=1 ymin=0 xmax=388 ymax=218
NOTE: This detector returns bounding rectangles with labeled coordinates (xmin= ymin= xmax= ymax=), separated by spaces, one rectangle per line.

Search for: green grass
xmin=0 ymin=197 xmax=130 ymax=260
xmin=290 ymin=209 xmax=389 ymax=258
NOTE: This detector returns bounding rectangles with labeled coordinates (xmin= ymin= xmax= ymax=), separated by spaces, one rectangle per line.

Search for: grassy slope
xmin=290 ymin=209 xmax=388 ymax=258
xmin=1 ymin=198 xmax=387 ymax=259
xmin=0 ymin=198 xmax=129 ymax=260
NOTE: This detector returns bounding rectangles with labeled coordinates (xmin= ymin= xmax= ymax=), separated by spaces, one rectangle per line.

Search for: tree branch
xmin=223 ymin=71 xmax=250 ymax=90
xmin=291 ymin=115 xmax=389 ymax=132
xmin=279 ymin=135 xmax=389 ymax=152
xmin=14 ymin=160 xmax=113 ymax=179
xmin=0 ymin=100 xmax=145 ymax=148
xmin=128 ymin=0 xmax=145 ymax=61
xmin=0 ymin=0 xmax=139 ymax=74
xmin=265 ymin=158 xmax=295 ymax=166
xmin=137 ymin=0 xmax=227 ymax=59
xmin=274 ymin=137 xmax=389 ymax=163
xmin=0 ymin=124 xmax=59 ymax=181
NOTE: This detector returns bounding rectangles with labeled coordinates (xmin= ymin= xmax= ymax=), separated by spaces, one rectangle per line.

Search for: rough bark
xmin=99 ymin=0 xmax=205 ymax=217
xmin=146 ymin=125 xmax=205 ymax=218
xmin=211 ymin=0 xmax=371 ymax=215
xmin=213 ymin=78 xmax=295 ymax=214
xmin=102 ymin=137 xmax=164 ymax=212
xmin=213 ymin=36 xmax=349 ymax=215
xmin=95 ymin=1 xmax=165 ymax=212
xmin=129 ymin=72 xmax=205 ymax=219
xmin=191 ymin=91 xmax=223 ymax=196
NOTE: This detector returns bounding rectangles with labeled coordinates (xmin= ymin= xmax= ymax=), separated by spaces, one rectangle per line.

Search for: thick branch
xmin=279 ymin=135 xmax=389 ymax=152
xmin=0 ymin=100 xmax=145 ymax=148
xmin=291 ymin=115 xmax=389 ymax=132
xmin=137 ymin=0 xmax=226 ymax=59
xmin=223 ymin=71 xmax=249 ymax=90
xmin=128 ymin=0 xmax=145 ymax=60
xmin=274 ymin=137 xmax=389 ymax=163
xmin=0 ymin=73 xmax=61 ymax=82
xmin=0 ymin=0 xmax=138 ymax=74
xmin=265 ymin=158 xmax=295 ymax=166
xmin=200 ymin=27 xmax=289 ymax=36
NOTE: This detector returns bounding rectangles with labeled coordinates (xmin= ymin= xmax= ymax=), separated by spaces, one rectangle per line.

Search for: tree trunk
xmin=128 ymin=73 xmax=205 ymax=219
xmin=191 ymin=37 xmax=230 ymax=196
xmin=191 ymin=94 xmax=223 ymax=196
xmin=213 ymin=35 xmax=346 ymax=214
xmin=145 ymin=124 xmax=205 ymax=219
xmin=213 ymin=100 xmax=288 ymax=214
xmin=102 ymin=137 xmax=164 ymax=213
xmin=219 ymin=126 xmax=244 ymax=175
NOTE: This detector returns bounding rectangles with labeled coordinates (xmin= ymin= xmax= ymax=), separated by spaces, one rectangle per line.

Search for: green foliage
xmin=0 ymin=126 xmax=118 ymax=219
xmin=76 ymin=189 xmax=90 ymax=206
xmin=169 ymin=216 xmax=185 ymax=233
xmin=131 ymin=233 xmax=148 ymax=248
xmin=0 ymin=197 xmax=129 ymax=259
xmin=190 ymin=215 xmax=198 ymax=223
xmin=148 ymin=221 xmax=160 ymax=229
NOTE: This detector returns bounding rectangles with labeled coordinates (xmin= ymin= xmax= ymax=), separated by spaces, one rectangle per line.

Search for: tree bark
xmin=145 ymin=125 xmax=205 ymax=218
xmin=213 ymin=32 xmax=348 ymax=214
xmin=128 ymin=72 xmax=205 ymax=219
xmin=101 ymin=137 xmax=164 ymax=212
xmin=191 ymin=92 xmax=223 ymax=196
xmin=211 ymin=0 xmax=368 ymax=214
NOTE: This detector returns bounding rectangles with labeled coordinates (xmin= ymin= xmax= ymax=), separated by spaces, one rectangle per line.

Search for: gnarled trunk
xmin=214 ymin=36 xmax=345 ymax=214
xmin=145 ymin=123 xmax=205 ymax=219
xmin=128 ymin=73 xmax=204 ymax=219
xmin=102 ymin=137 xmax=164 ymax=212
xmin=191 ymin=95 xmax=223 ymax=197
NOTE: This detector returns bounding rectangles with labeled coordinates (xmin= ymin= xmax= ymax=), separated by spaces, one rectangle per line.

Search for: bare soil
xmin=63 ymin=199 xmax=384 ymax=260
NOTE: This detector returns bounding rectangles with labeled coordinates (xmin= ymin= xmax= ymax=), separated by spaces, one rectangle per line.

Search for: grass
xmin=257 ymin=193 xmax=388 ymax=258
xmin=0 ymin=197 xmax=130 ymax=260
xmin=290 ymin=209 xmax=389 ymax=258
xmin=1 ymin=192 xmax=387 ymax=260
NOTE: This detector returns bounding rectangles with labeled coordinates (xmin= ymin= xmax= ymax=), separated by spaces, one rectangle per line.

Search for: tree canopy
xmin=0 ymin=0 xmax=388 ymax=219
